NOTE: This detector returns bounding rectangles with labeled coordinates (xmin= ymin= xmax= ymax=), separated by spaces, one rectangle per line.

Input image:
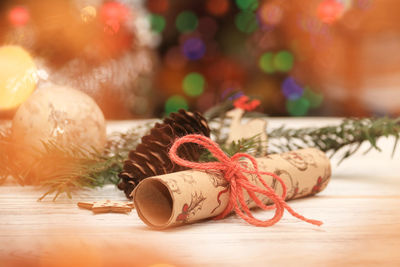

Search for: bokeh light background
xmin=1 ymin=0 xmax=399 ymax=118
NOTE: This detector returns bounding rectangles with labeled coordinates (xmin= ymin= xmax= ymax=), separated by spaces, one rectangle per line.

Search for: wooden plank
xmin=1 ymin=178 xmax=399 ymax=266
xmin=0 ymin=119 xmax=399 ymax=266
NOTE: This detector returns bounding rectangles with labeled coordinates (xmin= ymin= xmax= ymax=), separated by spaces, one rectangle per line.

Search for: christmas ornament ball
xmin=12 ymin=84 xmax=107 ymax=154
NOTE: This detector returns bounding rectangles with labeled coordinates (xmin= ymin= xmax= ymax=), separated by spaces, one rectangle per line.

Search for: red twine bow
xmin=169 ymin=134 xmax=322 ymax=227
xmin=233 ymin=95 xmax=261 ymax=111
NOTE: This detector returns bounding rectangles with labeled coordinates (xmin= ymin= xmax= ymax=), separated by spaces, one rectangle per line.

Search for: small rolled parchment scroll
xmin=133 ymin=148 xmax=331 ymax=229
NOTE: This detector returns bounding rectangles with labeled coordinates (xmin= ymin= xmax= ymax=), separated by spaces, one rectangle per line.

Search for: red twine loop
xmin=169 ymin=134 xmax=322 ymax=227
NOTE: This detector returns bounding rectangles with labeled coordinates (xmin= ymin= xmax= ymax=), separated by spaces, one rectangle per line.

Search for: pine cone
xmin=118 ymin=109 xmax=210 ymax=198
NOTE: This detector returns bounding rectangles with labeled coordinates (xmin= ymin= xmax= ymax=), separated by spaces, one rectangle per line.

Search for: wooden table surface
xmin=1 ymin=118 xmax=400 ymax=267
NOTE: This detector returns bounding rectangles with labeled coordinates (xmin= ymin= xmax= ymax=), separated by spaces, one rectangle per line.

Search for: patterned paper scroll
xmin=133 ymin=148 xmax=331 ymax=229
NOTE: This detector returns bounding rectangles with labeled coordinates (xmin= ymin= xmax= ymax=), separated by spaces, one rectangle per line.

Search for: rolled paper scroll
xmin=133 ymin=148 xmax=331 ymax=229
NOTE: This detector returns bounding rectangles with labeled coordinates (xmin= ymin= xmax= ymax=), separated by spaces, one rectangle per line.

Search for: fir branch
xmin=104 ymin=121 xmax=156 ymax=157
xmin=200 ymin=134 xmax=267 ymax=162
xmin=0 ymin=121 xmax=156 ymax=200
xmin=203 ymin=99 xmax=234 ymax=122
xmin=34 ymin=143 xmax=113 ymax=200
xmin=37 ymin=121 xmax=156 ymax=200
xmin=267 ymin=117 xmax=400 ymax=163
xmin=2 ymin=116 xmax=400 ymax=200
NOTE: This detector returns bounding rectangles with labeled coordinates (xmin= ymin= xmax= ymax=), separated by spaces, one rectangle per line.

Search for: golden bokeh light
xmin=81 ymin=5 xmax=97 ymax=23
xmin=0 ymin=45 xmax=37 ymax=110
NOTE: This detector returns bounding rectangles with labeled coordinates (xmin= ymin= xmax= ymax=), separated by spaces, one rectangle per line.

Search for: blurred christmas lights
xmin=206 ymin=0 xmax=230 ymax=16
xmin=182 ymin=37 xmax=206 ymax=60
xmin=258 ymin=3 xmax=283 ymax=26
xmin=137 ymin=0 xmax=362 ymax=116
xmin=0 ymin=45 xmax=37 ymax=110
xmin=286 ymin=97 xmax=310 ymax=116
xmin=259 ymin=52 xmax=275 ymax=73
xmin=100 ymin=1 xmax=130 ymax=23
xmin=176 ymin=11 xmax=198 ymax=33
xmin=317 ymin=0 xmax=344 ymax=24
xmin=282 ymin=78 xmax=323 ymax=116
xmin=8 ymin=6 xmax=30 ymax=27
xmin=183 ymin=72 xmax=205 ymax=97
xmin=235 ymin=11 xmax=258 ymax=34
xmin=273 ymin=50 xmax=294 ymax=72
xmin=303 ymin=87 xmax=323 ymax=108
xmin=165 ymin=95 xmax=188 ymax=114
xmin=235 ymin=0 xmax=259 ymax=11
xmin=99 ymin=1 xmax=131 ymax=35
xmin=146 ymin=0 xmax=169 ymax=14
xmin=81 ymin=5 xmax=97 ymax=23
xmin=282 ymin=77 xmax=303 ymax=100
xmin=150 ymin=14 xmax=166 ymax=33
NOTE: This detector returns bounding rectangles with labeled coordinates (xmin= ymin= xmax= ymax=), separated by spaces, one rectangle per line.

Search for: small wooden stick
xmin=77 ymin=200 xmax=134 ymax=214
xmin=77 ymin=201 xmax=94 ymax=210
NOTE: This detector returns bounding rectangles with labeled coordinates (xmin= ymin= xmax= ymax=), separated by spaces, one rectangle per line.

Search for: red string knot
xmin=224 ymin=161 xmax=242 ymax=182
xmin=169 ymin=134 xmax=323 ymax=227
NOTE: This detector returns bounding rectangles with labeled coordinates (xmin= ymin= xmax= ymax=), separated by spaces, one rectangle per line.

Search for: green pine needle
xmin=199 ymin=134 xmax=267 ymax=162
xmin=267 ymin=117 xmax=400 ymax=163
xmin=0 ymin=122 xmax=154 ymax=200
